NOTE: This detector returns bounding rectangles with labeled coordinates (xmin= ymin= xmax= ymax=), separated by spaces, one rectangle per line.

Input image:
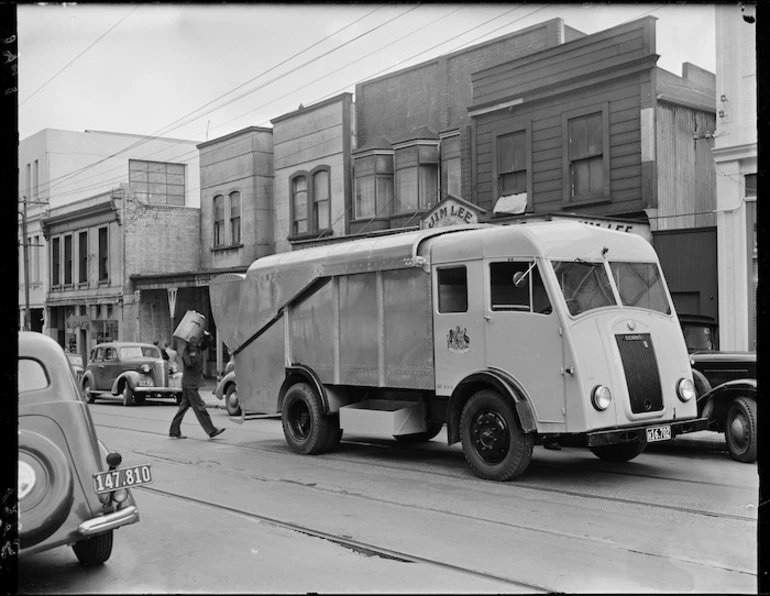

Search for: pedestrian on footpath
xmin=169 ymin=330 xmax=225 ymax=440
xmin=165 ymin=340 xmax=179 ymax=373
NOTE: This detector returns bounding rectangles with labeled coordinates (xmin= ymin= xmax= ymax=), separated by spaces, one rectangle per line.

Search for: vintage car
xmin=680 ymin=315 xmax=757 ymax=463
xmin=65 ymin=353 xmax=85 ymax=384
xmin=82 ymin=341 xmax=182 ymax=406
xmin=18 ymin=331 xmax=149 ymax=565
xmin=214 ymin=359 xmax=240 ymax=417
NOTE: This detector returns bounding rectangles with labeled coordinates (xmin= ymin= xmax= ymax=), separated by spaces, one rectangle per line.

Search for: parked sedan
xmin=82 ymin=342 xmax=182 ymax=406
xmin=680 ymin=315 xmax=757 ymax=463
xmin=18 ymin=331 xmax=148 ymax=565
xmin=65 ymin=353 xmax=85 ymax=384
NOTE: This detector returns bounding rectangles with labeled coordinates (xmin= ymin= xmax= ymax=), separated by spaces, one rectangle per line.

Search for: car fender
xmin=81 ymin=370 xmax=97 ymax=390
xmin=699 ymin=379 xmax=757 ymax=425
xmin=214 ymin=371 xmax=236 ymax=400
xmin=111 ymin=371 xmax=141 ymax=394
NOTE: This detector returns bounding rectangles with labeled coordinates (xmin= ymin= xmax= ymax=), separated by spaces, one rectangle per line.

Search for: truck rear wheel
xmin=460 ymin=389 xmax=534 ymax=481
xmin=282 ymin=382 xmax=335 ymax=455
xmin=589 ymin=439 xmax=646 ymax=462
xmin=725 ymin=396 xmax=757 ymax=463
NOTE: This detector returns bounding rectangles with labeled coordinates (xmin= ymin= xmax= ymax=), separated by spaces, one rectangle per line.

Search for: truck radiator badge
xmin=447 ymin=326 xmax=470 ymax=354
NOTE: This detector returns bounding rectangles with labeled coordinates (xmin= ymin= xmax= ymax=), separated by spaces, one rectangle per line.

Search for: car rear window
xmin=18 ymin=358 xmax=49 ymax=392
xmin=120 ymin=346 xmax=159 ymax=359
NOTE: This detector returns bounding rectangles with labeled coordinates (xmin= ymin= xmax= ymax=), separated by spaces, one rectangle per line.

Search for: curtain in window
xmin=356 ymin=176 xmax=375 ymax=218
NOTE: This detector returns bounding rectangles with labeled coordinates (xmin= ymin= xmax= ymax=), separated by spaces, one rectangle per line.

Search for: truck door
xmin=432 ymin=262 xmax=487 ymax=396
xmin=483 ymin=259 xmax=566 ymax=425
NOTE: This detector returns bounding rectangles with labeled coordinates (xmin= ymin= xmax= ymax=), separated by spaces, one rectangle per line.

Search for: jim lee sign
xmin=422 ymin=196 xmax=483 ymax=229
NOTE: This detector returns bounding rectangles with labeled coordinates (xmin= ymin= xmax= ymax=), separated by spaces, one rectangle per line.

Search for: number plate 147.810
xmin=93 ymin=464 xmax=153 ymax=494
xmin=645 ymin=426 xmax=672 ymax=443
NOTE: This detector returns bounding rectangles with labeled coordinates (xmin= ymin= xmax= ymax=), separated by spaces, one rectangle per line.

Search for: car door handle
xmin=484 ymin=314 xmax=491 ymax=321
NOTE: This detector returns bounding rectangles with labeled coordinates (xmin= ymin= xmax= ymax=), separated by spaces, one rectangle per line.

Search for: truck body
xmin=210 ymin=221 xmax=707 ymax=480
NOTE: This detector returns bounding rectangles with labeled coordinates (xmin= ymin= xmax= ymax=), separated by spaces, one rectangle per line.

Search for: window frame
xmin=436 ymin=265 xmax=468 ymax=314
xmin=440 ymin=132 xmax=462 ymax=200
xmin=393 ymin=141 xmax=439 ymax=215
xmin=63 ymin=234 xmax=73 ymax=286
xmin=289 ymin=166 xmax=332 ymax=240
xmin=353 ymin=150 xmax=394 ymax=220
xmin=561 ymin=103 xmax=610 ymax=206
xmin=78 ymin=230 xmax=88 ymax=285
xmin=492 ymin=123 xmax=532 ymax=208
xmin=229 ymin=190 xmax=241 ymax=246
xmin=129 ymin=159 xmax=186 ymax=205
xmin=213 ymin=194 xmax=226 ymax=247
xmin=51 ymin=236 xmax=61 ymax=288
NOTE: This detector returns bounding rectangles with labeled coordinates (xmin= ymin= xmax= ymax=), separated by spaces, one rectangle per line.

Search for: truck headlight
xmin=141 ymin=364 xmax=151 ymax=374
xmin=591 ymin=385 xmax=612 ymax=411
xmin=676 ymin=378 xmax=695 ymax=402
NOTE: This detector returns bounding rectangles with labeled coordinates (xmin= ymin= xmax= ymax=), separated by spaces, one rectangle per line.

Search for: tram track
xmin=138 ymin=484 xmax=559 ymax=593
xmin=95 ymin=417 xmax=757 ymax=524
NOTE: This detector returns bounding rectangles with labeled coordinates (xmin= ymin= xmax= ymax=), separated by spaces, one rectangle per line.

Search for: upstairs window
xmin=98 ymin=227 xmax=109 ymax=281
xmin=497 ymin=131 xmax=527 ymax=196
xmin=129 ymin=160 xmax=186 ymax=205
xmin=563 ymin=105 xmax=609 ymax=203
xmin=395 ymin=144 xmax=438 ymax=214
xmin=78 ymin=231 xmax=88 ymax=284
xmin=229 ymin=191 xmax=241 ymax=245
xmin=440 ymin=135 xmax=461 ymax=199
xmin=354 ymin=153 xmax=394 ymax=219
xmin=51 ymin=237 xmax=61 ymax=287
xmin=290 ymin=167 xmax=331 ymax=237
xmin=63 ymin=235 xmax=72 ymax=285
xmin=213 ymin=195 xmax=225 ymax=246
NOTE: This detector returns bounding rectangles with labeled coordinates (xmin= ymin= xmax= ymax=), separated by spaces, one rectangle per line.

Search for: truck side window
xmin=490 ymin=262 xmax=530 ymax=311
xmin=437 ymin=266 xmax=468 ymax=313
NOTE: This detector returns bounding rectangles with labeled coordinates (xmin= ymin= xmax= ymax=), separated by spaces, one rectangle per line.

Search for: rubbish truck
xmin=209 ymin=221 xmax=707 ymax=481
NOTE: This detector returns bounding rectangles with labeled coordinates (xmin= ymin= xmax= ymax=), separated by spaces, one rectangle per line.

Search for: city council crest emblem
xmin=447 ymin=326 xmax=470 ymax=354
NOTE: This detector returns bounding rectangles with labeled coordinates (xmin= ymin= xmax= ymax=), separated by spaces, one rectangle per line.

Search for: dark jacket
xmin=181 ymin=346 xmax=204 ymax=389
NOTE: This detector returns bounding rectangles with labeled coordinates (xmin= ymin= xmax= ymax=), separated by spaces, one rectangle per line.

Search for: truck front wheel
xmin=725 ymin=396 xmax=757 ymax=463
xmin=282 ymin=382 xmax=336 ymax=455
xmin=460 ymin=389 xmax=534 ymax=481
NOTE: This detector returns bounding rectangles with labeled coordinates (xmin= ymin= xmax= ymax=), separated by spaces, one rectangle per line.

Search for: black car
xmin=680 ymin=315 xmax=757 ymax=463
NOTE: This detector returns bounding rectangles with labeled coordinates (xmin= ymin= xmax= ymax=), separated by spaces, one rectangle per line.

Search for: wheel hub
xmin=729 ymin=412 xmax=749 ymax=450
xmin=471 ymin=410 xmax=509 ymax=464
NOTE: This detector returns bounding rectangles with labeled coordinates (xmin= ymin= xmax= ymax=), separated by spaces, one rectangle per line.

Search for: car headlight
xmin=141 ymin=364 xmax=151 ymax=374
xmin=591 ymin=385 xmax=612 ymax=411
xmin=18 ymin=461 xmax=35 ymax=499
xmin=676 ymin=378 xmax=695 ymax=402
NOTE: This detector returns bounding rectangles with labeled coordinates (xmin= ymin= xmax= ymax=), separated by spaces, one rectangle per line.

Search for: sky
xmin=17 ymin=3 xmax=718 ymax=144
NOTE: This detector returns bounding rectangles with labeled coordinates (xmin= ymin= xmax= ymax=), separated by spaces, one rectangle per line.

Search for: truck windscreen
xmin=552 ymin=260 xmax=616 ymax=316
xmin=609 ymin=262 xmax=671 ymax=315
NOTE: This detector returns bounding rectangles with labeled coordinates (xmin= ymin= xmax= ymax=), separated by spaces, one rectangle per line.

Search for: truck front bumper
xmin=587 ymin=417 xmax=709 ymax=448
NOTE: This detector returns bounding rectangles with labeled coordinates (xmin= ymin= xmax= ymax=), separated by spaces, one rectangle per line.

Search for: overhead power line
xmin=20 ymin=5 xmax=141 ymax=106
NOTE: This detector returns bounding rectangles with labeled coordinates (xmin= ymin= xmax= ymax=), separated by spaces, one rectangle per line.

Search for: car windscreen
xmin=552 ymin=260 xmax=617 ymax=316
xmin=609 ymin=262 xmax=671 ymax=315
xmin=681 ymin=323 xmax=716 ymax=352
xmin=119 ymin=346 xmax=159 ymax=360
xmin=67 ymin=354 xmax=83 ymax=367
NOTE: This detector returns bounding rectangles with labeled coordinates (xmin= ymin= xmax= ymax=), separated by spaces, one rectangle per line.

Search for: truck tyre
xmin=394 ymin=421 xmax=443 ymax=443
xmin=18 ymin=430 xmax=75 ymax=547
xmin=282 ymin=382 xmax=334 ymax=455
xmin=122 ymin=384 xmax=135 ymax=407
xmin=82 ymin=378 xmax=96 ymax=404
xmin=589 ymin=439 xmax=646 ymax=462
xmin=225 ymin=384 xmax=241 ymax=417
xmin=72 ymin=531 xmax=113 ymax=566
xmin=725 ymin=396 xmax=757 ymax=463
xmin=460 ymin=389 xmax=534 ymax=481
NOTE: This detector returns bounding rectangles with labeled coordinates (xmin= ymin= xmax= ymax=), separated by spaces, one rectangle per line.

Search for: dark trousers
xmin=169 ymin=386 xmax=217 ymax=437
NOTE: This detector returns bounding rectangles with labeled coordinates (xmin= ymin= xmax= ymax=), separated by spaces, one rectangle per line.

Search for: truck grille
xmin=615 ymin=333 xmax=663 ymax=413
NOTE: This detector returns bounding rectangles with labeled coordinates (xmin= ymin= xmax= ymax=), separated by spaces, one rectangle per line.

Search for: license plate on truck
xmin=93 ymin=464 xmax=153 ymax=494
xmin=646 ymin=426 xmax=671 ymax=442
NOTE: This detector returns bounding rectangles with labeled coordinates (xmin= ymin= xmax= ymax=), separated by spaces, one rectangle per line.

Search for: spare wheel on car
xmin=18 ymin=429 xmax=75 ymax=547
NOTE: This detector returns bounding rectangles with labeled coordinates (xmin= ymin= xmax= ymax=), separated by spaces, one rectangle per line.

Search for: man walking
xmin=169 ymin=331 xmax=225 ymax=440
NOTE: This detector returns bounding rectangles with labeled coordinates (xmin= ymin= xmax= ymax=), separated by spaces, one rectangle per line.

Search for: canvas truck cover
xmin=209 ymin=226 xmax=483 ymax=354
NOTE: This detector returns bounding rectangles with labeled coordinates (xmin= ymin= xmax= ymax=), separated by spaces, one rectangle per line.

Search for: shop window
xmin=440 ymin=135 xmax=461 ymax=199
xmin=395 ymin=144 xmax=438 ymax=214
xmin=78 ymin=231 xmax=88 ymax=284
xmin=98 ymin=227 xmax=109 ymax=282
xmin=290 ymin=167 xmax=331 ymax=237
xmin=563 ymin=104 xmax=610 ymax=204
xmin=51 ymin=237 xmax=61 ymax=287
xmin=129 ymin=159 xmax=185 ymax=205
xmin=230 ymin=191 xmax=241 ymax=245
xmin=354 ymin=152 xmax=394 ymax=219
xmin=213 ymin=195 xmax=225 ymax=246
xmin=437 ymin=266 xmax=467 ymax=313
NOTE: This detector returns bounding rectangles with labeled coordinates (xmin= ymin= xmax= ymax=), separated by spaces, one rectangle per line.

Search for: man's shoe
xmin=209 ymin=428 xmax=225 ymax=439
xmin=170 ymin=434 xmax=187 ymax=439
